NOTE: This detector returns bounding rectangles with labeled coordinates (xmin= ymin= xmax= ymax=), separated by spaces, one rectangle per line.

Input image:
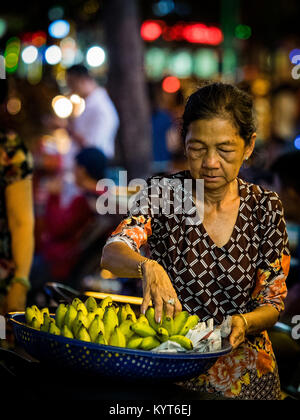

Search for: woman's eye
xmin=219 ymin=149 xmax=234 ymax=153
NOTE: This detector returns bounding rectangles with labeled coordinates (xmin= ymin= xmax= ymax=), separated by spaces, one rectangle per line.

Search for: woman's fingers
xmin=140 ymin=280 xmax=151 ymax=315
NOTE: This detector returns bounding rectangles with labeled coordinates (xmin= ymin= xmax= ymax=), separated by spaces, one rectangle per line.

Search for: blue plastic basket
xmin=9 ymin=313 xmax=232 ymax=382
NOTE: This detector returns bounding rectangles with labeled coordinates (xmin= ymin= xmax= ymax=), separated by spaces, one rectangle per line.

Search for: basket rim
xmin=8 ymin=312 xmax=232 ymax=360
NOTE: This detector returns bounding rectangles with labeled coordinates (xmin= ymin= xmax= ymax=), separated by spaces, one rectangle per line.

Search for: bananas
xmin=24 ymin=300 xmax=200 ymax=352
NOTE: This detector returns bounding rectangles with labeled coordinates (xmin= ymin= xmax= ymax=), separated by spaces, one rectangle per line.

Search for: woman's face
xmin=185 ymin=118 xmax=255 ymax=189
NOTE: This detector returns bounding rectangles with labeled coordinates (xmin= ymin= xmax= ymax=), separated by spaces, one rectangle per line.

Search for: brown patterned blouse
xmin=105 ymin=170 xmax=291 ymax=400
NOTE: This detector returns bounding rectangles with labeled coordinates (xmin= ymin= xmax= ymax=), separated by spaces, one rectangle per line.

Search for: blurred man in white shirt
xmin=66 ymin=65 xmax=119 ymax=164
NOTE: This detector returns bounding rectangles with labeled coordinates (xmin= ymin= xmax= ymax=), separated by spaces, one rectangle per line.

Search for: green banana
xmin=49 ymin=322 xmax=61 ymax=335
xmin=145 ymin=307 xmax=161 ymax=331
xmin=127 ymin=335 xmax=143 ymax=349
xmin=161 ymin=315 xmax=174 ymax=336
xmin=25 ymin=307 xmax=35 ymax=325
xmin=93 ymin=307 xmax=104 ymax=319
xmin=118 ymin=305 xmax=128 ymax=324
xmin=61 ymin=325 xmax=74 ymax=338
xmin=71 ymin=298 xmax=82 ymax=309
xmin=140 ymin=336 xmax=161 ymax=350
xmin=76 ymin=325 xmax=91 ymax=342
xmin=76 ymin=302 xmax=88 ymax=317
xmin=103 ymin=306 xmax=119 ymax=342
xmin=64 ymin=304 xmax=78 ymax=330
xmin=85 ymin=296 xmax=98 ymax=312
xmin=55 ymin=303 xmax=68 ymax=329
xmin=40 ymin=313 xmax=52 ymax=332
xmin=72 ymin=320 xmax=83 ymax=337
xmin=99 ymin=296 xmax=113 ymax=309
xmin=95 ymin=331 xmax=108 ymax=345
xmin=169 ymin=335 xmax=193 ymax=350
xmin=40 ymin=307 xmax=50 ymax=317
xmin=86 ymin=312 xmax=96 ymax=328
xmin=125 ymin=304 xmax=137 ymax=322
xmin=119 ymin=316 xmax=135 ymax=341
xmin=88 ymin=315 xmax=105 ymax=342
xmin=31 ymin=305 xmax=43 ymax=324
xmin=130 ymin=322 xmax=156 ymax=337
xmin=31 ymin=317 xmax=42 ymax=330
xmin=156 ymin=327 xmax=169 ymax=342
xmin=74 ymin=310 xmax=89 ymax=330
xmin=173 ymin=311 xmax=189 ymax=335
xmin=109 ymin=326 xmax=126 ymax=347
xmin=137 ymin=314 xmax=149 ymax=325
xmin=179 ymin=314 xmax=199 ymax=336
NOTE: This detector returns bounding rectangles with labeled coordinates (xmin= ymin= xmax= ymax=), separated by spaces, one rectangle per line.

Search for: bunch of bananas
xmin=24 ymin=297 xmax=199 ymax=351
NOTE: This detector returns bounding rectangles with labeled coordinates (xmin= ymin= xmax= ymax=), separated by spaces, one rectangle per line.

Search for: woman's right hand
xmin=140 ymin=260 xmax=182 ymax=323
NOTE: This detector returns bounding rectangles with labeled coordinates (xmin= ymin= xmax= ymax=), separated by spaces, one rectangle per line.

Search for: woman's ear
xmin=244 ymin=132 xmax=256 ymax=160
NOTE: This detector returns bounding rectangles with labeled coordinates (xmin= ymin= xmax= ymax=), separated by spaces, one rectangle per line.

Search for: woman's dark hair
xmin=181 ymin=82 xmax=256 ymax=146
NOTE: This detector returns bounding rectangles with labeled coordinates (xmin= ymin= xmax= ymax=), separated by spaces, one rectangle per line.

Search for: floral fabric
xmin=105 ymin=170 xmax=291 ymax=400
xmin=0 ymin=131 xmax=33 ymax=290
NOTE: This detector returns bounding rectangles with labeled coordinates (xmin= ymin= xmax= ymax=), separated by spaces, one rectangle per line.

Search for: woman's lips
xmin=202 ymin=175 xmax=220 ymax=182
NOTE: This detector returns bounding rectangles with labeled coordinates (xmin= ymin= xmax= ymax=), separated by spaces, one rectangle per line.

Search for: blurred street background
xmin=0 ymin=0 xmax=300 ymax=396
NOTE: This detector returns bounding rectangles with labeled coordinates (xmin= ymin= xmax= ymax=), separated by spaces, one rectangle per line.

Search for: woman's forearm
xmin=242 ymin=305 xmax=279 ymax=335
xmin=101 ymin=241 xmax=148 ymax=278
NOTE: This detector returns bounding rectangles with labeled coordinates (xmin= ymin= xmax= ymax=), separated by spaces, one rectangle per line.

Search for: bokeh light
xmin=48 ymin=6 xmax=64 ymax=21
xmin=45 ymin=45 xmax=62 ymax=65
xmin=4 ymin=37 xmax=21 ymax=73
xmin=235 ymin=24 xmax=252 ymax=40
xmin=52 ymin=95 xmax=73 ymax=118
xmin=21 ymin=45 xmax=38 ymax=64
xmin=141 ymin=21 xmax=163 ymax=41
xmin=7 ymin=97 xmax=22 ymax=115
xmin=86 ymin=46 xmax=105 ymax=67
xmin=162 ymin=76 xmax=181 ymax=93
xmin=48 ymin=19 xmax=70 ymax=39
xmin=0 ymin=18 xmax=7 ymax=38
xmin=294 ymin=136 xmax=300 ymax=150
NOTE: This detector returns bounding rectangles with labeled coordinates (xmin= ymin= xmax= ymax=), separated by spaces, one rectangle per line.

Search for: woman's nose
xmin=202 ymin=150 xmax=220 ymax=169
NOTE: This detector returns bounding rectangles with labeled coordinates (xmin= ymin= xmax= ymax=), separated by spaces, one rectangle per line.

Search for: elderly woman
xmin=101 ymin=82 xmax=290 ymax=400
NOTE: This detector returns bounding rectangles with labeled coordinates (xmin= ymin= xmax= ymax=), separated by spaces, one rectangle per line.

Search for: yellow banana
xmin=145 ymin=307 xmax=161 ymax=332
xmin=49 ymin=322 xmax=61 ymax=335
xmin=140 ymin=336 xmax=161 ymax=350
xmin=103 ymin=306 xmax=119 ymax=342
xmin=99 ymin=296 xmax=113 ymax=309
xmin=55 ymin=303 xmax=68 ymax=329
xmin=40 ymin=307 xmax=50 ymax=317
xmin=88 ymin=315 xmax=105 ymax=342
xmin=173 ymin=311 xmax=189 ymax=335
xmin=169 ymin=335 xmax=193 ymax=350
xmin=156 ymin=327 xmax=169 ymax=343
xmin=86 ymin=312 xmax=96 ymax=328
xmin=76 ymin=325 xmax=91 ymax=342
xmin=72 ymin=319 xmax=83 ymax=337
xmin=61 ymin=325 xmax=74 ymax=338
xmin=64 ymin=304 xmax=77 ymax=330
xmin=95 ymin=331 xmax=108 ymax=345
xmin=125 ymin=304 xmax=137 ymax=322
xmin=109 ymin=326 xmax=126 ymax=347
xmin=179 ymin=314 xmax=199 ymax=336
xmin=130 ymin=322 xmax=156 ymax=337
xmin=161 ymin=315 xmax=174 ymax=336
xmin=25 ymin=307 xmax=35 ymax=325
xmin=85 ymin=296 xmax=98 ymax=312
xmin=127 ymin=335 xmax=143 ymax=349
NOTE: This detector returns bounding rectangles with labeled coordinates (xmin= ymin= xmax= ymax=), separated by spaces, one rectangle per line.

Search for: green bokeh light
xmin=235 ymin=24 xmax=252 ymax=40
xmin=194 ymin=49 xmax=218 ymax=78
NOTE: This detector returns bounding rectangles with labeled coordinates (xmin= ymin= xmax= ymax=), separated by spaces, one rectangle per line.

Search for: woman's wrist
xmin=137 ymin=258 xmax=158 ymax=278
xmin=236 ymin=313 xmax=249 ymax=334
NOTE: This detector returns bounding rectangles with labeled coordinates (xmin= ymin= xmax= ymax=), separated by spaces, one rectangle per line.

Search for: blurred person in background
xmin=0 ymin=79 xmax=34 ymax=314
xmin=29 ymin=147 xmax=107 ymax=297
xmin=65 ymin=65 xmax=119 ymax=168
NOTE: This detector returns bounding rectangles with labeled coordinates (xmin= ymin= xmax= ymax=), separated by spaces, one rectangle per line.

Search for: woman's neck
xmin=194 ymin=178 xmax=239 ymax=210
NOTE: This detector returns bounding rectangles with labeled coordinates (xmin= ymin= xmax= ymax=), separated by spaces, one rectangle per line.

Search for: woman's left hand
xmin=4 ymin=282 xmax=28 ymax=313
xmin=229 ymin=315 xmax=247 ymax=350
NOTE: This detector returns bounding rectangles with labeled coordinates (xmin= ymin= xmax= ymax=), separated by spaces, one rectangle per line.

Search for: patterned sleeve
xmin=104 ymin=179 xmax=158 ymax=253
xmin=0 ymin=131 xmax=33 ymax=187
xmin=251 ymin=193 xmax=291 ymax=313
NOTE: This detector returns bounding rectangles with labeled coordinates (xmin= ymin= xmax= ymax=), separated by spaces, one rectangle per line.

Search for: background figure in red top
xmin=29 ymin=147 xmax=108 ymax=304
